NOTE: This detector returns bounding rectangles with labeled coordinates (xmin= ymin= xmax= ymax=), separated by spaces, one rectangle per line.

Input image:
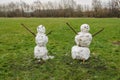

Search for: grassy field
xmin=0 ymin=18 xmax=120 ymax=80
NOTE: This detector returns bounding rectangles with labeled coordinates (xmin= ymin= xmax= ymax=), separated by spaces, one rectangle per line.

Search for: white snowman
xmin=34 ymin=25 xmax=54 ymax=62
xmin=71 ymin=24 xmax=92 ymax=63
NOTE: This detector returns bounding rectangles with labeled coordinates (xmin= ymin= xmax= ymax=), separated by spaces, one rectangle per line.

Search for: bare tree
xmin=32 ymin=0 xmax=43 ymax=17
xmin=92 ymin=0 xmax=102 ymax=17
xmin=76 ymin=4 xmax=83 ymax=17
xmin=108 ymin=0 xmax=120 ymax=17
xmin=0 ymin=0 xmax=119 ymax=17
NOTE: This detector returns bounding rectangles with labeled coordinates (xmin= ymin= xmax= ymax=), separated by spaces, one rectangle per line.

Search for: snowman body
xmin=34 ymin=25 xmax=53 ymax=61
xmin=75 ymin=32 xmax=92 ymax=47
xmin=35 ymin=33 xmax=48 ymax=47
xmin=72 ymin=24 xmax=92 ymax=61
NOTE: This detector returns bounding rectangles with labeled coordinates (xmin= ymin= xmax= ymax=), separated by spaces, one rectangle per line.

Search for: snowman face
xmin=80 ymin=24 xmax=90 ymax=32
xmin=37 ymin=25 xmax=46 ymax=33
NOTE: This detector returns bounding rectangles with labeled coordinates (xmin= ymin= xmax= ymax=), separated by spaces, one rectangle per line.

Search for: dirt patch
xmin=112 ymin=41 xmax=120 ymax=46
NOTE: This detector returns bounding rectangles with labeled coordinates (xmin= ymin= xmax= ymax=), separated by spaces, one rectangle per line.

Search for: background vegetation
xmin=0 ymin=0 xmax=120 ymax=17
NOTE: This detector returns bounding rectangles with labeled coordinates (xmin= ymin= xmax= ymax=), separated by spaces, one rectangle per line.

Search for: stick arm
xmin=66 ymin=22 xmax=78 ymax=35
xmin=21 ymin=23 xmax=36 ymax=37
xmin=92 ymin=28 xmax=104 ymax=37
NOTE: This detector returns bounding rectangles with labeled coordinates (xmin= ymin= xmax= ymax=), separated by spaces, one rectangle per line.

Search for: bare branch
xmin=46 ymin=31 xmax=52 ymax=35
xmin=66 ymin=22 xmax=104 ymax=37
xmin=21 ymin=23 xmax=52 ymax=37
xmin=66 ymin=22 xmax=78 ymax=35
xmin=21 ymin=23 xmax=36 ymax=37
xmin=92 ymin=28 xmax=104 ymax=37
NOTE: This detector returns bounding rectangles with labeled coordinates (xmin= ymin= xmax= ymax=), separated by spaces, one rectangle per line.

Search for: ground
xmin=0 ymin=18 xmax=120 ymax=80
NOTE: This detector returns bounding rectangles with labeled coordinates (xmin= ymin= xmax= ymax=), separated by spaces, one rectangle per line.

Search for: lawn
xmin=0 ymin=18 xmax=120 ymax=80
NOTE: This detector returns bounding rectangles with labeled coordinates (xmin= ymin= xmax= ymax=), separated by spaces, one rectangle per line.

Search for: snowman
xmin=71 ymin=24 xmax=92 ymax=63
xmin=34 ymin=25 xmax=54 ymax=62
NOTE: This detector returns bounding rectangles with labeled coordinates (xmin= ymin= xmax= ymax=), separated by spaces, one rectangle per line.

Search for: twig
xmin=21 ymin=23 xmax=52 ymax=37
xmin=46 ymin=31 xmax=52 ymax=35
xmin=92 ymin=28 xmax=104 ymax=37
xmin=66 ymin=22 xmax=78 ymax=35
xmin=21 ymin=23 xmax=36 ymax=37
xmin=66 ymin=22 xmax=104 ymax=37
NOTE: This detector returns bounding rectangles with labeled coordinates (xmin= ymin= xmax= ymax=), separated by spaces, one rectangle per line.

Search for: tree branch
xmin=21 ymin=23 xmax=36 ymax=37
xmin=21 ymin=23 xmax=52 ymax=37
xmin=92 ymin=28 xmax=104 ymax=37
xmin=66 ymin=22 xmax=78 ymax=35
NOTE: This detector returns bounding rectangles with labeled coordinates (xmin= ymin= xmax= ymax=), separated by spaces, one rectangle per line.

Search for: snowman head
xmin=37 ymin=25 xmax=46 ymax=33
xmin=80 ymin=24 xmax=90 ymax=32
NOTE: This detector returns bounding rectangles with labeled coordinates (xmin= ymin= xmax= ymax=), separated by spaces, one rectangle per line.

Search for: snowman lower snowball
xmin=34 ymin=25 xmax=54 ymax=62
xmin=71 ymin=24 xmax=92 ymax=63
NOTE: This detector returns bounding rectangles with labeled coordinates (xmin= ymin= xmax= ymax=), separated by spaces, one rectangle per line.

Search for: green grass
xmin=0 ymin=18 xmax=120 ymax=80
